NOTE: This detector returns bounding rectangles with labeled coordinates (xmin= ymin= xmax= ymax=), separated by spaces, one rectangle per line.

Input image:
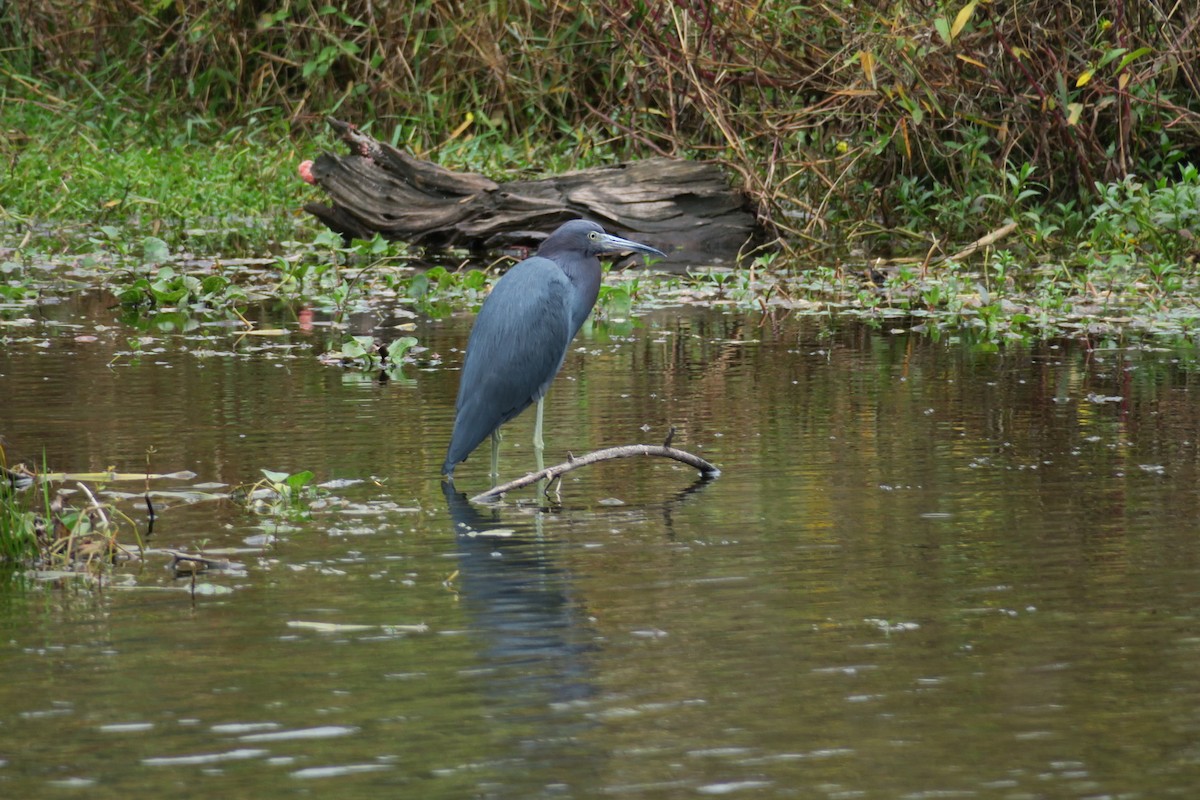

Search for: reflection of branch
xmin=469 ymin=445 xmax=721 ymax=503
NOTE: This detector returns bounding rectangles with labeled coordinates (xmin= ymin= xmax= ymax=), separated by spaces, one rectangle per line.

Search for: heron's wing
xmin=444 ymin=258 xmax=573 ymax=468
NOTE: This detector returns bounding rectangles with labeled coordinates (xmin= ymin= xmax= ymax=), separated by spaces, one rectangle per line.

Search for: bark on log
xmin=302 ymin=118 xmax=759 ymax=262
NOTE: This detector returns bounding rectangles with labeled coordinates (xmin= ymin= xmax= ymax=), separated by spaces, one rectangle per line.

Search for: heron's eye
xmin=588 ymin=231 xmax=598 ymax=240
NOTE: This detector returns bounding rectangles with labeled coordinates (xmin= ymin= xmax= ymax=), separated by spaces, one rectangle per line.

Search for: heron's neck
xmin=558 ymin=255 xmax=600 ymax=295
xmin=558 ymin=255 xmax=601 ymax=335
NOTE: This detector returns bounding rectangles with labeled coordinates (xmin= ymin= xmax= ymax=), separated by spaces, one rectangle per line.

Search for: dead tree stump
xmin=301 ymin=119 xmax=759 ymax=262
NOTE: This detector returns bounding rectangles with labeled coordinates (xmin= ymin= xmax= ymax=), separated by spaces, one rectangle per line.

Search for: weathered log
xmin=302 ymin=119 xmax=758 ymax=262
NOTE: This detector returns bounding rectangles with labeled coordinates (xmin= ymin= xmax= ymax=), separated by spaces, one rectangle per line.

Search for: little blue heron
xmin=442 ymin=220 xmax=665 ymax=478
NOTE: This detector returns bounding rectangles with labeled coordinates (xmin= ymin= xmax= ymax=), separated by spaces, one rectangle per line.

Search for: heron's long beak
xmin=597 ymin=232 xmax=666 ymax=261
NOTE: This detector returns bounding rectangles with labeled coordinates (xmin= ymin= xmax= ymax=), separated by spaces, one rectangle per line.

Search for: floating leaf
xmin=191 ymin=583 xmax=234 ymax=596
xmin=38 ymin=470 xmax=197 ymax=482
xmin=142 ymin=237 xmax=170 ymax=265
xmin=387 ymin=336 xmax=419 ymax=360
xmin=287 ymin=621 xmax=377 ymax=633
xmin=201 ymin=275 xmax=230 ymax=294
xmin=341 ymin=335 xmax=374 ymax=358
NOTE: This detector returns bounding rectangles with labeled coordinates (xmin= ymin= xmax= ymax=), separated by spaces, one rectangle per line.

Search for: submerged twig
xmin=468 ymin=443 xmax=720 ymax=503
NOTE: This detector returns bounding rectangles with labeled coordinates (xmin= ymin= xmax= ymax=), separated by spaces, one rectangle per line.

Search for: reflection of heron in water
xmin=443 ymin=481 xmax=599 ymax=787
xmin=441 ymin=478 xmax=717 ymax=791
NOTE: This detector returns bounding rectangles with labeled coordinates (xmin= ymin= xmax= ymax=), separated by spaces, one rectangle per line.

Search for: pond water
xmin=2 ymin=292 xmax=1200 ymax=798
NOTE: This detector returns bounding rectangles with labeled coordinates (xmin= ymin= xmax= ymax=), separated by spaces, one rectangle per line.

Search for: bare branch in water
xmin=468 ymin=444 xmax=720 ymax=503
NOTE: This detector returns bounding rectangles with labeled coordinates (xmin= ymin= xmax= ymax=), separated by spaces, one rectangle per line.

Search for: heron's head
xmin=539 ymin=220 xmax=665 ymax=261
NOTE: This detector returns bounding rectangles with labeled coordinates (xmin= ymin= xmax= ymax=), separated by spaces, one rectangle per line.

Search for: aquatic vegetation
xmin=0 ymin=448 xmax=369 ymax=581
xmin=3 ymin=66 xmax=1200 ymax=351
xmin=0 ymin=460 xmax=140 ymax=572
xmin=0 ymin=466 xmax=40 ymax=565
xmin=3 ymin=4 xmax=1200 ymax=349
xmin=238 ymin=469 xmax=324 ymax=521
xmin=320 ymin=334 xmax=420 ymax=383
xmin=116 ymin=264 xmax=246 ymax=314
xmin=7 ymin=213 xmax=1200 ymax=350
xmin=1082 ymin=165 xmax=1200 ymax=274
xmin=401 ymin=265 xmax=491 ymax=318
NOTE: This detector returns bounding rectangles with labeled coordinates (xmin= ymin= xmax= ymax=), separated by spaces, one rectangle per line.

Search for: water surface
xmin=2 ymin=295 xmax=1200 ymax=797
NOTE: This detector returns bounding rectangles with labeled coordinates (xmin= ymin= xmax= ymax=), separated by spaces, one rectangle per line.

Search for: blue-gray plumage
xmin=442 ymin=220 xmax=665 ymax=477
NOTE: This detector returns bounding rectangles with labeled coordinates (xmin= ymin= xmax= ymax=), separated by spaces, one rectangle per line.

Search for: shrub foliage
xmin=4 ymin=0 xmax=1200 ymax=253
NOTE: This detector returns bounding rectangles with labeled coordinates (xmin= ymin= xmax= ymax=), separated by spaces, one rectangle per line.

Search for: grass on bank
xmin=3 ymin=82 xmax=1200 ymax=347
xmin=7 ymin=0 xmax=1200 ymax=254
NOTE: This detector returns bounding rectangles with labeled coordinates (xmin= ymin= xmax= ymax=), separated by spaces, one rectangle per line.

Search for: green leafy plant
xmin=0 ymin=456 xmax=135 ymax=570
xmin=1086 ymin=165 xmax=1200 ymax=267
xmin=324 ymin=334 xmax=419 ymax=382
xmin=403 ymin=265 xmax=489 ymax=314
xmin=117 ymin=265 xmax=244 ymax=312
xmin=244 ymin=469 xmax=322 ymax=520
xmin=0 ymin=473 xmax=40 ymax=564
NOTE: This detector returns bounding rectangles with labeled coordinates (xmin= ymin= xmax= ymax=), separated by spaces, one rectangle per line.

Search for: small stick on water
xmin=662 ymin=426 xmax=676 ymax=448
xmin=471 ymin=442 xmax=720 ymax=503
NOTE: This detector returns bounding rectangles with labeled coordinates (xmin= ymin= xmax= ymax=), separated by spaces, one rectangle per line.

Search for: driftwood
xmin=468 ymin=443 xmax=721 ymax=503
xmin=302 ymin=119 xmax=758 ymax=262
xmin=943 ymin=221 xmax=1019 ymax=263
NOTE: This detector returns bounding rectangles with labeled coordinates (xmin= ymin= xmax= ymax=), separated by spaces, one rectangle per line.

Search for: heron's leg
xmin=533 ymin=397 xmax=545 ymax=450
xmin=490 ymin=429 xmax=501 ymax=484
